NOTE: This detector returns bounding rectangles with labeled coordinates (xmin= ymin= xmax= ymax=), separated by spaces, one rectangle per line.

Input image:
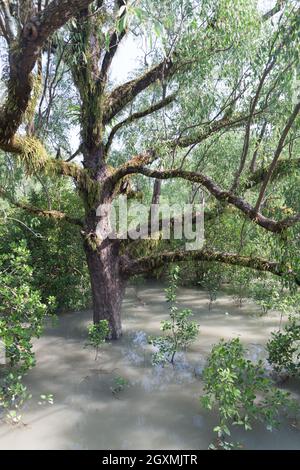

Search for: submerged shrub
xmin=110 ymin=376 xmax=130 ymax=396
xmin=149 ymin=266 xmax=199 ymax=366
xmin=201 ymin=338 xmax=298 ymax=449
xmin=87 ymin=320 xmax=110 ymax=360
xmin=267 ymin=316 xmax=300 ymax=377
xmin=249 ymin=279 xmax=300 ymax=317
xmin=200 ymin=267 xmax=222 ymax=310
xmin=0 ymin=241 xmax=55 ymax=421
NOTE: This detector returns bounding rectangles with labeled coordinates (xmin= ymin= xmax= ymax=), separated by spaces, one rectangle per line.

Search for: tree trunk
xmin=83 ymin=172 xmax=125 ymax=338
xmin=151 ymin=179 xmax=162 ymax=205
xmin=85 ymin=241 xmax=125 ymax=339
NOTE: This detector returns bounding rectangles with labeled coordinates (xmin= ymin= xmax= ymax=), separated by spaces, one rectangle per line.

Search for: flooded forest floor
xmin=0 ymin=282 xmax=299 ymax=450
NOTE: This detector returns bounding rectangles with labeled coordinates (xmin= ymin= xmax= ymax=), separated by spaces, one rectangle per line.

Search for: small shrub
xmin=231 ymin=268 xmax=252 ymax=307
xmin=149 ymin=266 xmax=199 ymax=366
xmin=0 ymin=242 xmax=55 ymax=422
xmin=267 ymin=316 xmax=300 ymax=377
xmin=201 ymin=268 xmax=222 ymax=310
xmin=201 ymin=338 xmax=297 ymax=449
xmin=87 ymin=320 xmax=110 ymax=360
xmin=249 ymin=280 xmax=299 ymax=317
xmin=110 ymin=376 xmax=130 ymax=396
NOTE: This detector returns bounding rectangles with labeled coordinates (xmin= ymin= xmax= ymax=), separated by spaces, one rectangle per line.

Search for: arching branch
xmin=103 ymin=58 xmax=176 ymax=124
xmin=121 ymin=248 xmax=300 ymax=286
xmin=109 ymin=163 xmax=300 ymax=234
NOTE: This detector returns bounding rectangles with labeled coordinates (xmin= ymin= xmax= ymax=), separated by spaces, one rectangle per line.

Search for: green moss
xmin=24 ymin=74 xmax=42 ymax=126
xmin=15 ymin=136 xmax=48 ymax=173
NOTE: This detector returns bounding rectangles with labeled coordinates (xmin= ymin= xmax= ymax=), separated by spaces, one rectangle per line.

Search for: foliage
xmin=0 ymin=174 xmax=91 ymax=312
xmin=38 ymin=394 xmax=54 ymax=406
xmin=250 ymin=282 xmax=280 ymax=316
xmin=200 ymin=267 xmax=223 ymax=310
xmin=230 ymin=268 xmax=253 ymax=307
xmin=0 ymin=241 xmax=55 ymax=421
xmin=267 ymin=316 xmax=300 ymax=377
xmin=149 ymin=266 xmax=199 ymax=365
xmin=201 ymin=338 xmax=297 ymax=448
xmin=110 ymin=376 xmax=130 ymax=396
xmin=0 ymin=0 xmax=300 ymax=435
xmin=249 ymin=279 xmax=300 ymax=316
xmin=87 ymin=320 xmax=110 ymax=360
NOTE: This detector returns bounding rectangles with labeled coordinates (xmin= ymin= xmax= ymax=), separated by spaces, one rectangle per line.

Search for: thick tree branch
xmin=103 ymin=58 xmax=176 ymax=124
xmin=121 ymin=248 xmax=300 ymax=286
xmin=0 ymin=0 xmax=95 ymax=145
xmin=1 ymin=136 xmax=97 ymax=190
xmin=244 ymin=157 xmax=300 ymax=190
xmin=99 ymin=0 xmax=127 ymax=84
xmin=108 ymin=110 xmax=264 ymax=174
xmin=120 ymin=210 xmax=202 ymax=248
xmin=110 ymin=164 xmax=300 ymax=233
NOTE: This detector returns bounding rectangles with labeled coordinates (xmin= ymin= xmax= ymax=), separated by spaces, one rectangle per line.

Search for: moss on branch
xmin=121 ymin=248 xmax=300 ymax=286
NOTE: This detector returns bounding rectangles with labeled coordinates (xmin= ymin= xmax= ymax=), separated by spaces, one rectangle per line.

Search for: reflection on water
xmin=0 ymin=282 xmax=299 ymax=450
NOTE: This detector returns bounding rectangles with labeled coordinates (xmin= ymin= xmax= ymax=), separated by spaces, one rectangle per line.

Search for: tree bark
xmin=85 ymin=242 xmax=125 ymax=339
xmin=82 ymin=162 xmax=126 ymax=339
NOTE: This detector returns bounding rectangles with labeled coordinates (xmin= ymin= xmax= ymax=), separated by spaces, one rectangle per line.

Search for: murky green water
xmin=0 ymin=282 xmax=299 ymax=449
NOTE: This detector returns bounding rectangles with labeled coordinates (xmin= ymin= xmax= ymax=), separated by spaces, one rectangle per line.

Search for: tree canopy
xmin=0 ymin=0 xmax=299 ymax=337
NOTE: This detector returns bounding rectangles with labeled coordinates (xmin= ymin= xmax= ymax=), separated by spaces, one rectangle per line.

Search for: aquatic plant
xmin=201 ymin=268 xmax=222 ymax=311
xmin=267 ymin=316 xmax=300 ymax=378
xmin=0 ymin=241 xmax=55 ymax=423
xmin=201 ymin=338 xmax=298 ymax=449
xmin=149 ymin=266 xmax=199 ymax=366
xmin=110 ymin=376 xmax=130 ymax=396
xmin=87 ymin=320 xmax=110 ymax=360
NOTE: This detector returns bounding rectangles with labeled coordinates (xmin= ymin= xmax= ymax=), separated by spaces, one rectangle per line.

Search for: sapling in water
xmin=201 ymin=338 xmax=298 ymax=449
xmin=149 ymin=266 xmax=199 ymax=366
xmin=267 ymin=315 xmax=300 ymax=378
xmin=87 ymin=320 xmax=110 ymax=360
xmin=110 ymin=376 xmax=130 ymax=397
xmin=201 ymin=268 xmax=222 ymax=311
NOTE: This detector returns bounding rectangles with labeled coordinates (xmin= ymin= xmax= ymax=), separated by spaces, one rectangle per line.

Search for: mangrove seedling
xmin=87 ymin=320 xmax=110 ymax=360
xmin=149 ymin=266 xmax=199 ymax=366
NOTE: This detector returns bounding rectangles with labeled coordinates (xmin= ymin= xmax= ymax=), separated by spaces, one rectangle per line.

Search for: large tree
xmin=0 ymin=0 xmax=299 ymax=338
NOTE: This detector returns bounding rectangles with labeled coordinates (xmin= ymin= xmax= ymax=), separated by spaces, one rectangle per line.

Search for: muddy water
xmin=0 ymin=282 xmax=299 ymax=450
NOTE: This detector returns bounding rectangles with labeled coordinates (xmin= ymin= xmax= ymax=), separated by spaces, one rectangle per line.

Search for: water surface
xmin=0 ymin=283 xmax=299 ymax=450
